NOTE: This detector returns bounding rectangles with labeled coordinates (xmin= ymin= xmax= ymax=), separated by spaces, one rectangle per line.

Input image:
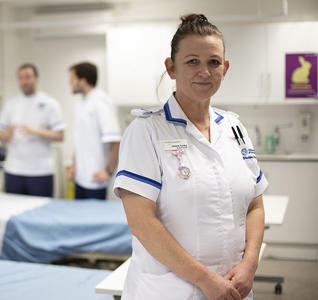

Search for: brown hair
xmin=171 ymin=13 xmax=225 ymax=61
xmin=69 ymin=62 xmax=98 ymax=87
xmin=18 ymin=63 xmax=39 ymax=77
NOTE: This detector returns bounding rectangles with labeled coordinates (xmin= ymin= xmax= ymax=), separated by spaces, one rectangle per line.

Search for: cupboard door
xmin=260 ymin=161 xmax=318 ymax=245
xmin=266 ymin=22 xmax=318 ymax=103
xmin=212 ymin=24 xmax=267 ymax=105
xmin=106 ymin=25 xmax=175 ymax=106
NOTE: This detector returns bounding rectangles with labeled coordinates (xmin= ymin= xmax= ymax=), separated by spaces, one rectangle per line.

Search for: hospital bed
xmin=0 ymin=193 xmax=132 ymax=264
xmin=0 ymin=259 xmax=113 ymax=300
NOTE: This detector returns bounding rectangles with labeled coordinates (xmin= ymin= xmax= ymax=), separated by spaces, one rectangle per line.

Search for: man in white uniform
xmin=0 ymin=63 xmax=65 ymax=197
xmin=68 ymin=62 xmax=120 ymax=200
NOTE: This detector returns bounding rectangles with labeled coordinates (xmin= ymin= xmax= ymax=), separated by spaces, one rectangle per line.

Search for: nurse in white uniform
xmin=114 ymin=14 xmax=268 ymax=300
xmin=68 ymin=62 xmax=121 ymax=200
xmin=0 ymin=63 xmax=65 ymax=197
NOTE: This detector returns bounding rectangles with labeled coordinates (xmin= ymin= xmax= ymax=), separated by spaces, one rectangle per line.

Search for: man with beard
xmin=0 ymin=63 xmax=65 ymax=197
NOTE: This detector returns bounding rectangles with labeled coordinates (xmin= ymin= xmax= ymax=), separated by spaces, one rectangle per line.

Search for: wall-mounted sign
xmin=285 ymin=53 xmax=317 ymax=98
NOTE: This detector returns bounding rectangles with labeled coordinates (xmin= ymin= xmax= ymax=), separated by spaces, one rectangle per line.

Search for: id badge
xmin=163 ymin=139 xmax=188 ymax=151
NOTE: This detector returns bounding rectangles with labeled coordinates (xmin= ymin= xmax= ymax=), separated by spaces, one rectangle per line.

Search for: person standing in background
xmin=0 ymin=63 xmax=65 ymax=197
xmin=68 ymin=62 xmax=120 ymax=200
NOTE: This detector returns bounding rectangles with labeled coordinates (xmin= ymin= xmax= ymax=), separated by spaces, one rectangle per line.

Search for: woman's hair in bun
xmin=171 ymin=13 xmax=225 ymax=61
xmin=180 ymin=14 xmax=209 ymax=25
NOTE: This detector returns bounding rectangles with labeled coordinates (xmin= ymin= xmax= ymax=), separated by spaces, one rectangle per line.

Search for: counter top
xmin=257 ymin=153 xmax=318 ymax=162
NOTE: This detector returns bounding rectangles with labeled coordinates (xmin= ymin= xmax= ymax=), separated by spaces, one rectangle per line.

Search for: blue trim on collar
xmin=164 ymin=102 xmax=187 ymax=126
xmin=214 ymin=112 xmax=224 ymax=124
xmin=256 ymin=170 xmax=263 ymax=184
xmin=116 ymin=170 xmax=162 ymax=189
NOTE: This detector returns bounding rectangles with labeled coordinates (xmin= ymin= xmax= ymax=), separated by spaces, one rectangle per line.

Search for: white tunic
xmin=0 ymin=92 xmax=65 ymax=176
xmin=74 ymin=88 xmax=121 ymax=189
xmin=113 ymin=94 xmax=268 ymax=300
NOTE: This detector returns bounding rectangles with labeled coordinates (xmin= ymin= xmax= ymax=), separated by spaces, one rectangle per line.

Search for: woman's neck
xmin=174 ymin=91 xmax=211 ymax=141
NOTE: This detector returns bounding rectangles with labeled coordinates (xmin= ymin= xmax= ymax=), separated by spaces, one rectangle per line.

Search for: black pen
xmin=236 ymin=126 xmax=245 ymax=144
xmin=231 ymin=126 xmax=240 ymax=145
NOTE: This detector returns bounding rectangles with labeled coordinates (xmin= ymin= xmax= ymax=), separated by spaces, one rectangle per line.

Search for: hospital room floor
xmin=253 ymin=258 xmax=318 ymax=300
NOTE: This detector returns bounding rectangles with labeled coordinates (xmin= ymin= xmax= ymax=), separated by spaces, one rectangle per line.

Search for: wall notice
xmin=285 ymin=53 xmax=317 ymax=98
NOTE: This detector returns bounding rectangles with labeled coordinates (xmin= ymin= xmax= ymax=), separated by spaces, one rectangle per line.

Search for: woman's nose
xmin=197 ymin=65 xmax=211 ymax=77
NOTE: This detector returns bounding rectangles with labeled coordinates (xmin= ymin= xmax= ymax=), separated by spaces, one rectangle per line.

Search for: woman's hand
xmin=223 ymin=261 xmax=255 ymax=299
xmin=198 ymin=272 xmax=242 ymax=300
xmin=226 ymin=194 xmax=264 ymax=298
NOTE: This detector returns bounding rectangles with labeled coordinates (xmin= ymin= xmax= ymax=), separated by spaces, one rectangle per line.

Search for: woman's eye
xmin=186 ymin=59 xmax=199 ymax=65
xmin=210 ymin=59 xmax=221 ymax=66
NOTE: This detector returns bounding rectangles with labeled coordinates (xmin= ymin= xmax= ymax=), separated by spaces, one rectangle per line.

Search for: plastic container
xmin=264 ymin=135 xmax=276 ymax=154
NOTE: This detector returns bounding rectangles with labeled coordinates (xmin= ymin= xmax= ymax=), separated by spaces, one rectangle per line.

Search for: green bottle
xmin=265 ymin=135 xmax=276 ymax=154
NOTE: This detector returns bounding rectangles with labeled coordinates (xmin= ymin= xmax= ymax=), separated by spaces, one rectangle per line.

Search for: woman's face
xmin=166 ymin=34 xmax=229 ymax=104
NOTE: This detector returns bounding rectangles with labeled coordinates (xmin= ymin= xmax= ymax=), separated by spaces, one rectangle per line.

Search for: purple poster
xmin=285 ymin=53 xmax=317 ymax=98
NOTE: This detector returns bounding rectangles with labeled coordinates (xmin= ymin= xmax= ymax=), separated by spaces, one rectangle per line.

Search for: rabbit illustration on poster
xmin=292 ymin=56 xmax=312 ymax=83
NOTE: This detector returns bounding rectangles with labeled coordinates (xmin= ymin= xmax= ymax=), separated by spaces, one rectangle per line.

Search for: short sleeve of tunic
xmin=95 ymin=97 xmax=121 ymax=143
xmin=113 ymin=117 xmax=162 ymax=202
xmin=47 ymin=99 xmax=65 ymax=131
xmin=238 ymin=119 xmax=268 ymax=198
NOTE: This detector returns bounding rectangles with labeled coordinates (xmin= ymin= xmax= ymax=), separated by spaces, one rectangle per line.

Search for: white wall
xmin=106 ymin=23 xmax=176 ymax=106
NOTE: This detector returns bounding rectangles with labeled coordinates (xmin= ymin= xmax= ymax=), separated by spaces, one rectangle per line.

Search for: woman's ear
xmin=165 ymin=58 xmax=176 ymax=80
xmin=223 ymin=60 xmax=230 ymax=78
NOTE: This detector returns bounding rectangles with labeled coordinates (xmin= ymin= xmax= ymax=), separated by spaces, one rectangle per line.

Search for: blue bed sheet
xmin=1 ymin=199 xmax=132 ymax=262
xmin=0 ymin=260 xmax=113 ymax=300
